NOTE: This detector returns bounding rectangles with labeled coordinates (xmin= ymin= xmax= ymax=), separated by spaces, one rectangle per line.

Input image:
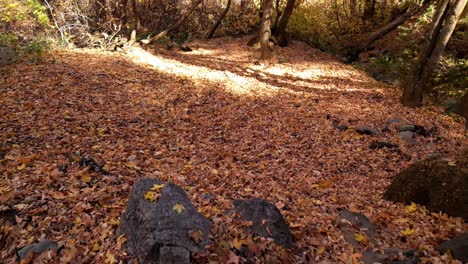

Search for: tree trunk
xmin=273 ymin=0 xmax=282 ymax=33
xmin=259 ymin=0 xmax=274 ymax=61
xmin=426 ymin=0 xmax=450 ymax=38
xmin=128 ymin=0 xmax=139 ymax=46
xmin=206 ymin=0 xmax=232 ymax=39
xmin=141 ymin=0 xmax=203 ymax=44
xmin=401 ymin=0 xmax=467 ymax=107
xmin=274 ymin=0 xmax=296 ymax=47
xmin=363 ymin=0 xmax=376 ymax=19
xmin=345 ymin=0 xmax=433 ymax=62
xmin=455 ymin=92 xmax=468 ymax=129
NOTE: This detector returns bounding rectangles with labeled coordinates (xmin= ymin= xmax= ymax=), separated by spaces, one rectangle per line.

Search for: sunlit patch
xmin=129 ymin=42 xmax=375 ymax=96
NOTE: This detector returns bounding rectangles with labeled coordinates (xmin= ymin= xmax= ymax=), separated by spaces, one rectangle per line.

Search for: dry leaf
xmin=172 ymin=203 xmax=185 ymax=214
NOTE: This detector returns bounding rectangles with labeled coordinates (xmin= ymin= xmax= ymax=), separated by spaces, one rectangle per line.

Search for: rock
xmin=17 ymin=240 xmax=58 ymax=261
xmin=337 ymin=209 xmax=376 ymax=247
xmin=0 ymin=46 xmax=17 ymax=66
xmin=444 ymin=99 xmax=459 ymax=115
xmin=361 ymin=248 xmax=420 ymax=264
xmin=437 ymin=233 xmax=468 ymax=262
xmin=118 ymin=178 xmax=211 ymax=264
xmin=361 ymin=248 xmax=386 ymax=264
xmin=159 ymin=246 xmax=190 ymax=264
xmin=387 ymin=118 xmax=403 ymax=124
xmin=233 ymin=198 xmax=294 ymax=248
xmin=332 ymin=121 xmax=348 ymax=131
xmin=355 ymin=125 xmax=378 ymax=136
xmin=78 ymin=157 xmax=110 ymax=175
xmin=396 ymin=124 xmax=416 ymax=132
xmin=382 ymin=126 xmax=391 ymax=133
xmin=180 ymin=45 xmax=193 ymax=52
xmin=369 ymin=141 xmax=398 ymax=150
xmin=398 ymin=131 xmax=413 ymax=142
xmin=384 ymin=154 xmax=468 ymax=220
xmin=414 ymin=125 xmax=429 ymax=137
xmin=0 ymin=208 xmax=17 ymax=225
xmin=201 ymin=193 xmax=215 ymax=202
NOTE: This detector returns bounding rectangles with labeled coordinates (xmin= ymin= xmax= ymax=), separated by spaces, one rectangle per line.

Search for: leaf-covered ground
xmin=1 ymin=36 xmax=467 ymax=263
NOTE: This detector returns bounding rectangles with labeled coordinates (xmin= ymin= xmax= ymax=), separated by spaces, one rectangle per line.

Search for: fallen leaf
xmin=231 ymin=238 xmax=247 ymax=250
xmin=172 ymin=203 xmax=185 ymax=214
xmin=316 ymin=246 xmax=326 ymax=255
xmin=144 ymin=191 xmax=156 ymax=202
xmin=354 ymin=233 xmax=366 ymax=243
xmin=189 ymin=230 xmax=203 ymax=244
xmin=405 ymin=203 xmax=417 ymax=213
xmin=401 ymin=228 xmax=415 ymax=236
xmin=81 ymin=174 xmax=92 ymax=183
xmin=105 ymin=252 xmax=116 ymax=264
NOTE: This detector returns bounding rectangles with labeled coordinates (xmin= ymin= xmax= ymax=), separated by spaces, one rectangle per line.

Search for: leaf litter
xmin=0 ymin=36 xmax=467 ymax=263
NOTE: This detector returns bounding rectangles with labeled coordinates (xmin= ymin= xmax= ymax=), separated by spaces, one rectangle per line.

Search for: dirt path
xmin=1 ymin=36 xmax=466 ymax=263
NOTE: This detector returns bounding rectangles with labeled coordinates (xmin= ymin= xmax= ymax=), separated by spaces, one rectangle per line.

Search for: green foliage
xmin=0 ymin=0 xmax=49 ymax=25
xmin=0 ymin=32 xmax=20 ymax=47
xmin=27 ymin=0 xmax=49 ymax=25
xmin=20 ymin=38 xmax=50 ymax=62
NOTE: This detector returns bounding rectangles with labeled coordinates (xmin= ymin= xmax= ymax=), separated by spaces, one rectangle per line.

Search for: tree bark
xmin=401 ymin=0 xmax=467 ymax=107
xmin=206 ymin=0 xmax=232 ymax=39
xmin=345 ymin=0 xmax=433 ymax=62
xmin=273 ymin=0 xmax=282 ymax=33
xmin=459 ymin=92 xmax=468 ymax=129
xmin=274 ymin=0 xmax=296 ymax=47
xmin=141 ymin=0 xmax=203 ymax=44
xmin=363 ymin=0 xmax=376 ymax=19
xmin=128 ymin=0 xmax=139 ymax=46
xmin=259 ymin=0 xmax=274 ymax=61
xmin=426 ymin=0 xmax=450 ymax=38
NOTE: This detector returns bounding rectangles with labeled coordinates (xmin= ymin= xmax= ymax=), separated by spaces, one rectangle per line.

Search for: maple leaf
xmin=144 ymin=191 xmax=156 ymax=202
xmin=189 ymin=230 xmax=203 ymax=244
xmin=173 ymin=203 xmax=185 ymax=214
xmin=17 ymin=163 xmax=26 ymax=170
xmin=81 ymin=174 xmax=92 ymax=183
xmin=316 ymin=246 xmax=326 ymax=255
xmin=405 ymin=203 xmax=417 ymax=213
xmin=150 ymin=183 xmax=165 ymax=191
xmin=354 ymin=233 xmax=366 ymax=244
xmin=116 ymin=235 xmax=126 ymax=250
xmin=401 ymin=228 xmax=415 ymax=236
xmin=226 ymin=250 xmax=240 ymax=264
xmin=231 ymin=238 xmax=247 ymax=250
xmin=105 ymin=252 xmax=116 ymax=264
xmin=92 ymin=242 xmax=100 ymax=252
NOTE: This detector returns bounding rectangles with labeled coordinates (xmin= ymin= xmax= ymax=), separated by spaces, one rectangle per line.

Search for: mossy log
xmin=384 ymin=153 xmax=468 ymax=220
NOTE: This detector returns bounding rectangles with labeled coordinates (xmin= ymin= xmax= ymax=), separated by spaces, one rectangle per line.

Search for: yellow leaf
xmin=316 ymin=246 xmax=325 ymax=255
xmin=117 ymin=235 xmax=126 ymax=250
xmin=91 ymin=145 xmax=101 ymax=151
xmin=81 ymin=174 xmax=92 ymax=183
xmin=17 ymin=163 xmax=26 ymax=170
xmin=448 ymin=161 xmax=457 ymax=166
xmin=105 ymin=252 xmax=116 ymax=264
xmin=394 ymin=218 xmax=410 ymax=224
xmin=126 ymin=162 xmax=137 ymax=169
xmin=354 ymin=233 xmax=366 ymax=243
xmin=92 ymin=242 xmax=100 ymax=252
xmin=401 ymin=228 xmax=415 ymax=236
xmin=144 ymin=191 xmax=156 ymax=202
xmin=172 ymin=203 xmax=185 ymax=214
xmin=231 ymin=238 xmax=247 ymax=250
xmin=319 ymin=180 xmax=333 ymax=189
xmin=405 ymin=203 xmax=417 ymax=213
xmin=150 ymin=184 xmax=165 ymax=191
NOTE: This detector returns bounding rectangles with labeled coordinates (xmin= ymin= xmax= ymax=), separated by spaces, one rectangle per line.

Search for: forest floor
xmin=1 ymin=36 xmax=467 ymax=263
